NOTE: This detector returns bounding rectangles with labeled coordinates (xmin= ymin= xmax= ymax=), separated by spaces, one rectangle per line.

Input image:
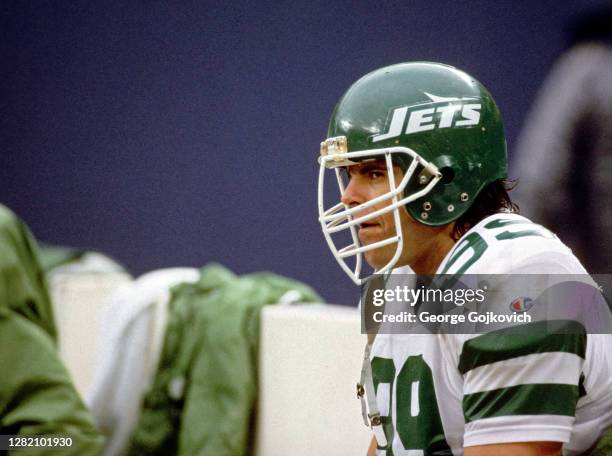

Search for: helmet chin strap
xmin=358 ymin=267 xmax=416 ymax=449
xmin=358 ymin=341 xmax=388 ymax=448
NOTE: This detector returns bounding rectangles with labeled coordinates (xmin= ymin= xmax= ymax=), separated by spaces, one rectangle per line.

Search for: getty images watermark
xmin=360 ymin=274 xmax=612 ymax=335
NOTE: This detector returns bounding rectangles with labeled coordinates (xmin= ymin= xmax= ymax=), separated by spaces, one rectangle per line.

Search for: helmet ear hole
xmin=440 ymin=167 xmax=455 ymax=184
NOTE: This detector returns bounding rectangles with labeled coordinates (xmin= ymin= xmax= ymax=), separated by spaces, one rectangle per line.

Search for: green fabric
xmin=0 ymin=205 xmax=56 ymax=341
xmin=458 ymin=320 xmax=587 ymax=374
xmin=463 ymin=383 xmax=579 ymax=423
xmin=37 ymin=244 xmax=86 ymax=273
xmin=37 ymin=244 xmax=126 ymax=275
xmin=593 ymin=427 xmax=612 ymax=456
xmin=0 ymin=307 xmax=104 ymax=455
xmin=128 ymin=264 xmax=322 ymax=456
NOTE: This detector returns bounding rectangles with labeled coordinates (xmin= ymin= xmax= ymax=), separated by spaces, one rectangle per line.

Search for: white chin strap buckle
xmin=358 ymin=344 xmax=389 ymax=448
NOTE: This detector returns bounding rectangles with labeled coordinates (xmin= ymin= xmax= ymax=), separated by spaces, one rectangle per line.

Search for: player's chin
xmin=363 ymin=249 xmax=392 ymax=272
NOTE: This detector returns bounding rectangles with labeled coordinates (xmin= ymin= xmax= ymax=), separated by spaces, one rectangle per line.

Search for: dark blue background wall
xmin=0 ymin=1 xmax=599 ymax=304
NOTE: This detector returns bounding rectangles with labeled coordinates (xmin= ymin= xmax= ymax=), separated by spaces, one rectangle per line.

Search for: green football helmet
xmin=318 ymin=62 xmax=507 ymax=284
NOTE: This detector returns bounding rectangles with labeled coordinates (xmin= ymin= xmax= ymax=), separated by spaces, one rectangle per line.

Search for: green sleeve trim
xmin=458 ymin=320 xmax=586 ymax=374
xmin=463 ymin=383 xmax=579 ymax=423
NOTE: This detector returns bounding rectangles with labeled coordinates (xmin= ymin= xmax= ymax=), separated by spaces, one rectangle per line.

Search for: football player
xmin=317 ymin=62 xmax=612 ymax=455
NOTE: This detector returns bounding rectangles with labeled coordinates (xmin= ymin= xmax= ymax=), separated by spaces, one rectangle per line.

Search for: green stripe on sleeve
xmin=463 ymin=383 xmax=579 ymax=423
xmin=458 ymin=320 xmax=586 ymax=374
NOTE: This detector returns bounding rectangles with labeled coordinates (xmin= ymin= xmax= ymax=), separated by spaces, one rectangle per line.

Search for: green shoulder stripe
xmin=464 ymin=383 xmax=579 ymax=422
xmin=439 ymin=232 xmax=487 ymax=275
xmin=458 ymin=320 xmax=586 ymax=375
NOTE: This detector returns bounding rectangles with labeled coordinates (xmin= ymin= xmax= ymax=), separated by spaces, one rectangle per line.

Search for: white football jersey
xmin=369 ymin=213 xmax=612 ymax=455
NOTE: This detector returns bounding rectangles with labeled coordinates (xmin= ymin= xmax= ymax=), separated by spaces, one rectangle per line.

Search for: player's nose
xmin=340 ymin=176 xmax=365 ymax=207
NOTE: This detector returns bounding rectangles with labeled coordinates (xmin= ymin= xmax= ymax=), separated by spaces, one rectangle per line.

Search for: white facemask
xmin=318 ymin=136 xmax=441 ymax=285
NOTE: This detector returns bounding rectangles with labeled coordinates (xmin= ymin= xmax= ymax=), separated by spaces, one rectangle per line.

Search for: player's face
xmin=340 ymin=160 xmax=454 ymax=274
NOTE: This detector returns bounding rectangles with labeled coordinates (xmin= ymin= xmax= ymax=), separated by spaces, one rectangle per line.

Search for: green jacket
xmin=128 ymin=264 xmax=321 ymax=456
xmin=0 ymin=307 xmax=104 ymax=455
xmin=37 ymin=244 xmax=86 ymax=273
xmin=0 ymin=205 xmax=103 ymax=454
xmin=0 ymin=205 xmax=56 ymax=341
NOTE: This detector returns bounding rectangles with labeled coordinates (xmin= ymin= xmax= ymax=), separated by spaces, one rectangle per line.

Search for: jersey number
xmin=440 ymin=218 xmax=555 ymax=275
xmin=371 ymin=355 xmax=451 ymax=455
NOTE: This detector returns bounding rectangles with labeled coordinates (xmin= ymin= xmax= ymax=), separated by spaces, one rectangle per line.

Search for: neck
xmin=410 ymin=225 xmax=457 ymax=275
xmin=411 ymin=243 xmax=454 ymax=274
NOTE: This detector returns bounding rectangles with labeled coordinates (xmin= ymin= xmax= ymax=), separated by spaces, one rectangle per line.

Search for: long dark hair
xmin=452 ymin=179 xmax=519 ymax=240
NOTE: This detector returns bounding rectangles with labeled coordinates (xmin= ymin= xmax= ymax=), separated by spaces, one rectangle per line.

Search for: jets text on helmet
xmin=371 ymin=93 xmax=482 ymax=143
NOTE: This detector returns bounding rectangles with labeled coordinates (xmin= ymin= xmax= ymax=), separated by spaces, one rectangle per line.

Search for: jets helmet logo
xmin=371 ymin=92 xmax=482 ymax=143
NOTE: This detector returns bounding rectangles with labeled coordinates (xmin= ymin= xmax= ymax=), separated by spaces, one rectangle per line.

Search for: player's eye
xmin=368 ymin=169 xmax=385 ymax=180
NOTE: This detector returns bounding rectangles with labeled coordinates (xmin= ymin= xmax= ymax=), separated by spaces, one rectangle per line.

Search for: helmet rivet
xmin=423 ymin=201 xmax=432 ymax=211
xmin=447 ymin=204 xmax=455 ymax=212
xmin=460 ymin=192 xmax=469 ymax=202
xmin=418 ymin=175 xmax=428 ymax=185
xmin=421 ymin=212 xmax=429 ymax=220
